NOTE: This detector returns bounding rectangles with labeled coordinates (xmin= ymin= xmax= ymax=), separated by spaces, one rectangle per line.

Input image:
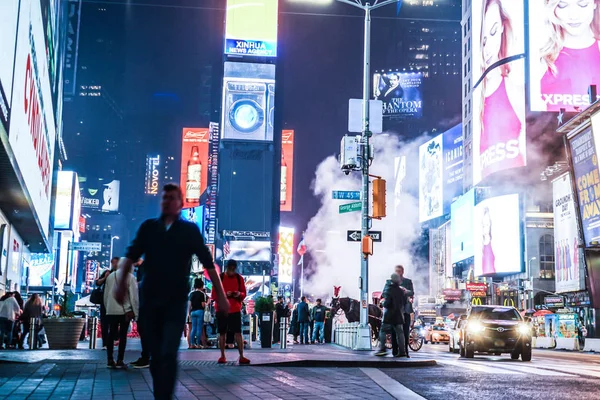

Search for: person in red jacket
xmin=213 ymin=259 xmax=250 ymax=364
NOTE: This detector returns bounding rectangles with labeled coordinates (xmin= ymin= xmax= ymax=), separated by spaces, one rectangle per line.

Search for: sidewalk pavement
xmin=0 ymin=340 xmax=434 ymax=400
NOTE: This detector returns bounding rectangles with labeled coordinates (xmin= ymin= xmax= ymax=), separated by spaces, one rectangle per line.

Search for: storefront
xmin=565 ymin=291 xmax=595 ymax=339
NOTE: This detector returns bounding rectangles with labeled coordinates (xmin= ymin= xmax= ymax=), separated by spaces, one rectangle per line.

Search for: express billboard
xmin=472 ymin=0 xmax=526 ymax=185
xmin=180 ymin=128 xmax=209 ymax=208
xmin=222 ymin=62 xmax=275 ymax=142
xmin=145 ymin=154 xmax=161 ymax=196
xmin=278 ymin=227 xmax=294 ymax=284
xmin=80 ymin=178 xmax=120 ymax=212
xmin=29 ymin=252 xmax=54 ymax=287
xmin=451 ymin=189 xmax=475 ymax=264
xmin=281 ymin=130 xmax=294 ymax=212
xmin=473 ymin=194 xmax=522 ymax=276
xmin=529 ymin=0 xmax=600 ymax=112
xmin=373 ymin=71 xmax=423 ymax=119
xmin=0 ymin=0 xmax=20 ymax=131
xmin=419 ymin=125 xmax=464 ymax=222
xmin=9 ymin=0 xmax=57 ymax=239
xmin=224 ymin=0 xmax=278 ymax=58
xmin=568 ymin=128 xmax=600 ymax=245
xmin=552 ymin=173 xmax=586 ymax=293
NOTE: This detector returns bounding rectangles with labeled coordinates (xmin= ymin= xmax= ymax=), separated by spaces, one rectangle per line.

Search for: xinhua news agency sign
xmin=145 ymin=154 xmax=161 ymax=196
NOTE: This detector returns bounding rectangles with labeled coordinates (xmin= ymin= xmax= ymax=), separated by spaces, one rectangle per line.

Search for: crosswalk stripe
xmin=486 ymin=363 xmax=571 ymax=376
xmin=439 ymin=359 xmax=519 ymax=374
xmin=534 ymin=364 xmax=600 ymax=378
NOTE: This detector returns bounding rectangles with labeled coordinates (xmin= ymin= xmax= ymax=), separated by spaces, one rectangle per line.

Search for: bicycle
xmin=408 ymin=326 xmax=425 ymax=352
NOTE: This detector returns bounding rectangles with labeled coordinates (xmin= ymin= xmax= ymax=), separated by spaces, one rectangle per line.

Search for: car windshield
xmin=433 ymin=326 xmax=447 ymax=331
xmin=470 ymin=308 xmax=521 ymax=321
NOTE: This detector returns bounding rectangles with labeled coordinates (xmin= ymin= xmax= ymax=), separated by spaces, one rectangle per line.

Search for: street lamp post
xmin=291 ymin=0 xmax=399 ymax=350
xmin=109 ymin=236 xmax=120 ymax=262
xmin=527 ymin=257 xmax=537 ymax=309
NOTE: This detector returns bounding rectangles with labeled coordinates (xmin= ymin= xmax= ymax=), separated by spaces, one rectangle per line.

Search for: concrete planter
xmin=44 ymin=318 xmax=86 ymax=349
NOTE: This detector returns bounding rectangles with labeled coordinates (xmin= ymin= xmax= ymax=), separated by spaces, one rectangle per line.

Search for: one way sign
xmin=347 ymin=230 xmax=382 ymax=242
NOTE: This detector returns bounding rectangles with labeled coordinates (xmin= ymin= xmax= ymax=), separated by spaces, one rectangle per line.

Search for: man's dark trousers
xmin=141 ymin=300 xmax=187 ymax=399
xmin=137 ymin=291 xmax=150 ymax=361
xmin=392 ymin=313 xmax=411 ymax=356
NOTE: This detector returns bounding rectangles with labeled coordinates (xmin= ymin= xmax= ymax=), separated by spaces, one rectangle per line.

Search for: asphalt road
xmin=384 ymin=343 xmax=600 ymax=400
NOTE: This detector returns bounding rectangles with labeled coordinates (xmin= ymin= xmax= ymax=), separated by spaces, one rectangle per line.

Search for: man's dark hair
xmin=316 ymin=298 xmax=322 ymax=303
xmin=226 ymin=259 xmax=238 ymax=269
xmin=111 ymin=256 xmax=120 ymax=262
xmin=163 ymin=183 xmax=183 ymax=200
xmin=301 ymin=296 xmax=306 ymax=302
xmin=277 ymin=296 xmax=283 ymax=301
xmin=194 ymin=278 xmax=204 ymax=289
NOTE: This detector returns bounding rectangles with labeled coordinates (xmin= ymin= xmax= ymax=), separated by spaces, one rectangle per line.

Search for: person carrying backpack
xmin=212 ymin=259 xmax=250 ymax=364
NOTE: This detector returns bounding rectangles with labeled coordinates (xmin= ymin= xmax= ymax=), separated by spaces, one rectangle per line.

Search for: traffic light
xmin=372 ymin=178 xmax=386 ymax=219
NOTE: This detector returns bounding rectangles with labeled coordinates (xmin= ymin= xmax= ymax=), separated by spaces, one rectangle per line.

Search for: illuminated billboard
xmin=145 ymin=154 xmax=161 ymax=196
xmin=182 ymin=206 xmax=205 ymax=233
xmin=0 ymin=0 xmax=19 ymax=131
xmin=180 ymin=128 xmax=209 ymax=208
xmin=9 ymin=0 xmax=57 ymax=238
xmin=55 ymin=171 xmax=75 ymax=230
xmin=278 ymin=227 xmax=294 ymax=284
xmin=80 ymin=178 xmax=120 ymax=212
xmin=373 ymin=71 xmax=423 ymax=119
xmin=568 ymin=128 xmax=600 ymax=246
xmin=229 ymin=241 xmax=271 ymax=262
xmin=529 ymin=0 xmax=600 ymax=112
xmin=552 ymin=173 xmax=585 ymax=293
xmin=222 ymin=62 xmax=275 ymax=142
xmin=29 ymin=253 xmax=54 ymax=287
xmin=419 ymin=125 xmax=463 ymax=222
xmin=472 ymin=0 xmax=526 ymax=185
xmin=225 ymin=0 xmax=278 ymax=58
xmin=451 ymin=189 xmax=475 ymax=264
xmin=473 ymin=194 xmax=522 ymax=276
xmin=281 ymin=130 xmax=294 ymax=212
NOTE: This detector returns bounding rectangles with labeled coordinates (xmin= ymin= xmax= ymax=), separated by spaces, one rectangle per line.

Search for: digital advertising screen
xmin=553 ymin=173 xmax=586 ymax=293
xmin=419 ymin=125 xmax=464 ymax=223
xmin=225 ymin=0 xmax=278 ymax=58
xmin=222 ymin=62 xmax=275 ymax=142
xmin=373 ymin=71 xmax=423 ymax=119
xmin=281 ymin=130 xmax=294 ymax=212
xmin=9 ymin=0 xmax=57 ymax=238
xmin=278 ymin=227 xmax=294 ymax=284
xmin=54 ymin=171 xmax=74 ymax=230
xmin=145 ymin=154 xmax=161 ymax=196
xmin=473 ymin=194 xmax=522 ymax=276
xmin=181 ymin=206 xmax=205 ymax=233
xmin=229 ymin=240 xmax=271 ymax=262
xmin=451 ymin=189 xmax=475 ymax=264
xmin=80 ymin=177 xmax=120 ymax=212
xmin=28 ymin=253 xmax=54 ymax=287
xmin=529 ymin=0 xmax=600 ymax=112
xmin=472 ymin=0 xmax=526 ymax=185
xmin=0 ymin=0 xmax=19 ymax=132
xmin=180 ymin=128 xmax=209 ymax=208
xmin=569 ymin=128 xmax=600 ymax=246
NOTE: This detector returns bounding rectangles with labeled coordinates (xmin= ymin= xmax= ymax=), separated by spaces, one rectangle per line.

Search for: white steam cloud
xmin=303 ymin=133 xmax=430 ymax=301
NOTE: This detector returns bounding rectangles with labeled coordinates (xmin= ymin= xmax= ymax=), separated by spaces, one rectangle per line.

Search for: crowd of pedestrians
xmin=0 ymin=291 xmax=46 ymax=350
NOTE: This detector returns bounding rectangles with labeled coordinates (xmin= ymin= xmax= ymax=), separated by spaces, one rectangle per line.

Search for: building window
xmin=539 ymin=234 xmax=555 ymax=279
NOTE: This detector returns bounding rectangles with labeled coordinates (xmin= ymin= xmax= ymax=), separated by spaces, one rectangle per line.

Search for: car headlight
xmin=467 ymin=322 xmax=484 ymax=334
xmin=518 ymin=324 xmax=530 ymax=335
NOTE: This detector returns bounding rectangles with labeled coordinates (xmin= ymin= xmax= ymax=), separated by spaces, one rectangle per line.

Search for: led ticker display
xmin=529 ymin=0 xmax=600 ymax=112
xmin=278 ymin=227 xmax=294 ymax=284
xmin=225 ymin=0 xmax=278 ymax=58
xmin=472 ymin=0 xmax=526 ymax=185
xmin=180 ymin=128 xmax=210 ymax=208
xmin=281 ymin=130 xmax=294 ymax=212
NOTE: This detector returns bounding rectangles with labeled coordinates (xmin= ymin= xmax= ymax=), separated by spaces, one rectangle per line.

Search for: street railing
xmin=334 ymin=322 xmax=360 ymax=349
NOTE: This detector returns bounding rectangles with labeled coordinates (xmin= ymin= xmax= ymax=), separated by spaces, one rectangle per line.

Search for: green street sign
xmin=339 ymin=202 xmax=362 ymax=214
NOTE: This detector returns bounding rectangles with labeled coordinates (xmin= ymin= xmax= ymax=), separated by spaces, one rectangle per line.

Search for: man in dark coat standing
xmin=375 ymin=273 xmax=407 ymax=357
xmin=385 ymin=265 xmax=414 ymax=357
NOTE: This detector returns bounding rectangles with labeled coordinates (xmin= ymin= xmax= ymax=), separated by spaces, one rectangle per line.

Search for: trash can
xmin=73 ymin=311 xmax=88 ymax=341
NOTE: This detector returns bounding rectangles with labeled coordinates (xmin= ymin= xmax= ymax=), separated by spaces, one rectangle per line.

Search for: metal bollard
xmin=89 ymin=317 xmax=98 ymax=349
xmin=28 ymin=317 xmax=37 ymax=350
xmin=280 ymin=317 xmax=288 ymax=349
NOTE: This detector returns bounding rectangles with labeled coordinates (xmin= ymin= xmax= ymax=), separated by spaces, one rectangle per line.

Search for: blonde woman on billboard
xmin=539 ymin=0 xmax=600 ymax=111
xmin=479 ymin=0 xmax=525 ymax=181
xmin=481 ymin=206 xmax=496 ymax=275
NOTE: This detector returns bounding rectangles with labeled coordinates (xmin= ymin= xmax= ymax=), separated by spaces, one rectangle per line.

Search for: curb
xmin=252 ymin=359 xmax=437 ymax=368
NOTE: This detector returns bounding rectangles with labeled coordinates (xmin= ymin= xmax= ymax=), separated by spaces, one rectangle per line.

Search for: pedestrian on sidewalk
xmin=19 ymin=294 xmax=44 ymax=349
xmin=188 ymin=278 xmax=208 ymax=349
xmin=376 ymin=273 xmax=407 ymax=357
xmin=0 ymin=293 xmax=21 ymax=349
xmin=297 ymin=297 xmax=310 ymax=344
xmin=273 ymin=296 xmax=288 ymax=344
xmin=96 ymin=257 xmax=119 ymax=348
xmin=214 ymin=260 xmax=250 ymax=364
xmin=289 ymin=303 xmax=300 ymax=344
xmin=388 ymin=265 xmax=414 ymax=357
xmin=104 ymin=266 xmax=139 ymax=369
xmin=130 ymin=259 xmax=150 ymax=369
xmin=114 ymin=183 xmax=229 ymax=400
xmin=311 ymin=299 xmax=327 ymax=344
